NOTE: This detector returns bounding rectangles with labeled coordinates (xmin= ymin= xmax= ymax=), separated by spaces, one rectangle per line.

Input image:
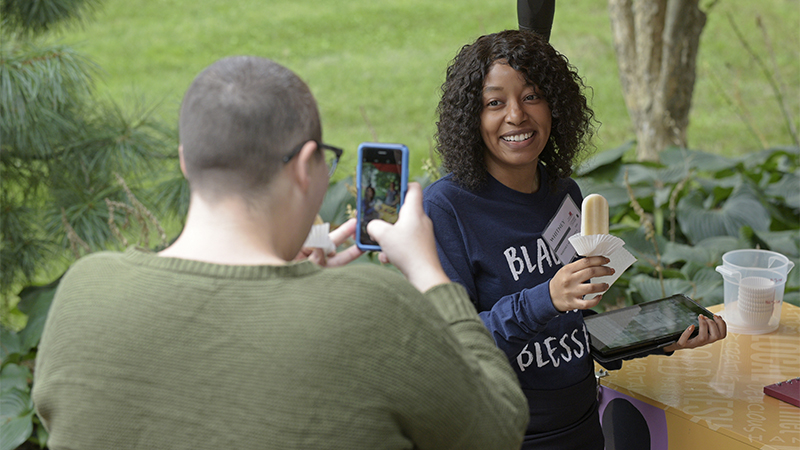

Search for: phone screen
xmin=356 ymin=143 xmax=408 ymax=250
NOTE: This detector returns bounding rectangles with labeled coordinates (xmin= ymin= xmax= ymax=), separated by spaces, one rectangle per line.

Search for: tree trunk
xmin=608 ymin=0 xmax=706 ymax=162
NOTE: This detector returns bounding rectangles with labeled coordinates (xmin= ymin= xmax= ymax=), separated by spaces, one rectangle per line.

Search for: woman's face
xmin=479 ymin=61 xmax=551 ymax=184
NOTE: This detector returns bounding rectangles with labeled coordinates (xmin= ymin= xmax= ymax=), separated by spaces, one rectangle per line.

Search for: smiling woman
xmin=433 ymin=30 xmax=594 ymax=192
xmin=422 ymin=28 xmax=729 ymax=450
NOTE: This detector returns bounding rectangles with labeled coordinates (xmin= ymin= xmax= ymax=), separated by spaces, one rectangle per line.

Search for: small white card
xmin=543 ymin=195 xmax=581 ymax=265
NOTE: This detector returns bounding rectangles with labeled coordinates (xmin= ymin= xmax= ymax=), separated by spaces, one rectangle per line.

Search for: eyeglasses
xmin=282 ymin=140 xmax=343 ymax=177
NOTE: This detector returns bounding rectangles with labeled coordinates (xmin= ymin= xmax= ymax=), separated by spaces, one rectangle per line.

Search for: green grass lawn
xmin=60 ymin=0 xmax=799 ymax=181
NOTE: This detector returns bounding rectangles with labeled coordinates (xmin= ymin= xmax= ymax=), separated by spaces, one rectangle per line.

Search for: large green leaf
xmin=616 ymin=228 xmax=669 ymax=269
xmin=0 ymin=388 xmax=34 ymax=450
xmin=752 ymin=229 xmax=800 ymax=258
xmin=629 ymin=274 xmax=695 ymax=302
xmin=740 ymin=146 xmax=800 ymax=172
xmin=573 ymin=141 xmax=631 ymax=178
xmin=660 ymin=148 xmax=739 ymax=173
xmin=661 ymin=242 xmax=715 ymax=266
xmin=681 ymin=265 xmax=725 ymax=305
xmin=677 ymin=183 xmax=770 ymax=244
xmin=765 ymin=171 xmax=800 ymax=209
xmin=573 ymin=179 xmax=632 ymax=209
xmin=16 ymin=281 xmax=59 ymax=353
xmin=0 ymin=329 xmax=22 ymax=366
xmin=0 ymin=364 xmax=31 ymax=392
xmin=319 ymin=177 xmax=356 ymax=226
xmin=662 ymin=236 xmax=746 ymax=267
xmin=694 ymin=236 xmax=746 ymax=256
xmin=617 ymin=163 xmax=689 ymax=186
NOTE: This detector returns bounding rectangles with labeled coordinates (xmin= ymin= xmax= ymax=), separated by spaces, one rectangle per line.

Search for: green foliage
xmin=574 ymin=145 xmax=800 ymax=310
xmin=314 ymin=144 xmax=800 ymax=313
xmin=1 ymin=0 xmax=185 ymax=323
xmin=0 ymin=282 xmax=58 ymax=449
xmin=1 ymin=4 xmax=184 ymax=443
xmin=1 ymin=2 xmax=797 ymax=447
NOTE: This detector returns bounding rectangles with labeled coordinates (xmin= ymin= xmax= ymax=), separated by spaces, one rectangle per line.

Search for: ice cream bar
xmin=581 ymin=194 xmax=609 ymax=236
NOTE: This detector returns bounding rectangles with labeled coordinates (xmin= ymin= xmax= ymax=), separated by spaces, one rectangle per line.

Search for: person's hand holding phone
xmin=355 ymin=143 xmax=408 ymax=251
xmin=366 ymin=183 xmax=451 ymax=293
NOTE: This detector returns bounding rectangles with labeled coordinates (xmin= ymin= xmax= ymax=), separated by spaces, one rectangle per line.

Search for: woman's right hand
xmin=549 ymin=256 xmax=614 ymax=312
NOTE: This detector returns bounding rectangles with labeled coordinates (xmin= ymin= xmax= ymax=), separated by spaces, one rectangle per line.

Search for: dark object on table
xmin=764 ymin=378 xmax=800 ymax=407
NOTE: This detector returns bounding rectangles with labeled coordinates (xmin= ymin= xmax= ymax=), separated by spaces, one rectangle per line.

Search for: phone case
xmin=356 ymin=142 xmax=409 ymax=252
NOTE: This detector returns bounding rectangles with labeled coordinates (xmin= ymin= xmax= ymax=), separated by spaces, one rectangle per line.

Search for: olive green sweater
xmin=33 ymin=248 xmax=527 ymax=449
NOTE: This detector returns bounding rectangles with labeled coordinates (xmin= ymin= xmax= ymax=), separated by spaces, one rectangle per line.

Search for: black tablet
xmin=585 ymin=294 xmax=715 ymax=364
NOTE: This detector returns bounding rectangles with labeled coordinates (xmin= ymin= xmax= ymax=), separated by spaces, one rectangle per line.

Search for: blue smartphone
xmin=356 ymin=142 xmax=409 ymax=252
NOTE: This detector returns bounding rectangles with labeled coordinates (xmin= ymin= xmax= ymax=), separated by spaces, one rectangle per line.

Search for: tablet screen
xmin=585 ymin=294 xmax=713 ymax=360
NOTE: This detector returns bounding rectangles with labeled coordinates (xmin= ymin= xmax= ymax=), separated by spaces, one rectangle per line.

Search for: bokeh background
xmin=61 ymin=0 xmax=800 ymax=179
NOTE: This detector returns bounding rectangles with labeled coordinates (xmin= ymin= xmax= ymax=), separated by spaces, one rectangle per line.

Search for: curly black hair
xmin=435 ymin=29 xmax=596 ymax=191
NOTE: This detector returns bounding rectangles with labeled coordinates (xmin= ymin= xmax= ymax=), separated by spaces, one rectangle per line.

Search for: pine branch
xmin=1 ymin=0 xmax=101 ymax=37
xmin=1 ymin=42 xmax=97 ymax=157
xmin=115 ymin=173 xmax=168 ymax=247
xmin=60 ymin=207 xmax=90 ymax=258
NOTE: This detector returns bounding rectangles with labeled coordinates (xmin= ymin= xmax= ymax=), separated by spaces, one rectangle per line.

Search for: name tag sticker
xmin=543 ymin=195 xmax=580 ymax=264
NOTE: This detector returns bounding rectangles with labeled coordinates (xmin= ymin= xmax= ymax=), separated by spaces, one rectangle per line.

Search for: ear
xmin=289 ymin=140 xmax=320 ymax=192
xmin=178 ymin=144 xmax=187 ymax=177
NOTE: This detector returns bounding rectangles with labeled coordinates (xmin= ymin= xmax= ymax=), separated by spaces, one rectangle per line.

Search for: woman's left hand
xmin=662 ymin=314 xmax=728 ymax=353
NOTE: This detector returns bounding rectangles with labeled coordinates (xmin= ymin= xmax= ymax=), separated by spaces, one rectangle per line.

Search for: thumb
xmin=366 ymin=219 xmax=391 ymax=243
xmin=396 ymin=182 xmax=423 ymax=218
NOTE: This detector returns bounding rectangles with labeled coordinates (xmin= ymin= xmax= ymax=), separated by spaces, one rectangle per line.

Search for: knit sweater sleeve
xmin=34 ymin=252 xmax=526 ymax=450
xmin=414 ymin=283 xmax=529 ymax=448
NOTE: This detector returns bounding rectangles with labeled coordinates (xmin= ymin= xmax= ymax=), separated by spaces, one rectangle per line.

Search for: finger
xmin=307 ymin=247 xmax=327 ymax=266
xmin=575 ymin=265 xmax=615 ymax=282
xmin=713 ymin=314 xmax=727 ymax=339
xmin=378 ymin=253 xmax=390 ymax=264
xmin=329 ymin=218 xmax=357 ymax=247
xmin=294 ymin=247 xmax=313 ymax=261
xmin=570 ymin=256 xmax=611 ymax=272
xmin=366 ymin=219 xmax=391 ymax=243
xmin=696 ymin=314 xmax=710 ymax=344
xmin=700 ymin=315 xmax=719 ymax=342
xmin=325 ymin=244 xmax=364 ymax=267
xmin=580 ymin=295 xmax=603 ymax=310
xmin=676 ymin=324 xmax=695 ymax=348
xmin=571 ymin=281 xmax=610 ymax=299
xmin=395 ymin=182 xmax=423 ymax=219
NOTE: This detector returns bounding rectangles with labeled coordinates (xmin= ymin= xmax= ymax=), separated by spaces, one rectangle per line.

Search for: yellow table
xmin=597 ymin=302 xmax=800 ymax=450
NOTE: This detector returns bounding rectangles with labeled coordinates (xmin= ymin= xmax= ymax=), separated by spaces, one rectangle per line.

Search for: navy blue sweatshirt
xmin=424 ymin=166 xmax=604 ymax=449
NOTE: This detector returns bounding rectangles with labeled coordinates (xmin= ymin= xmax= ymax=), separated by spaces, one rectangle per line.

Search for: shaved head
xmin=179 ymin=56 xmax=321 ymax=200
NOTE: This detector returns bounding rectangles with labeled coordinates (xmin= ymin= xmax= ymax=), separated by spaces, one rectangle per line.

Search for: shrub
xmin=573 ymin=143 xmax=799 ymax=310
